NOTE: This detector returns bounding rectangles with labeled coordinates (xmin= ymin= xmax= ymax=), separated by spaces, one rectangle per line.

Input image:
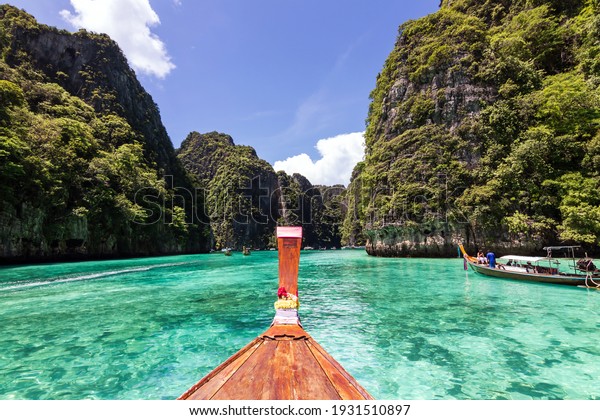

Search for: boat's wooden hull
xmin=467 ymin=261 xmax=589 ymax=286
xmin=458 ymin=244 xmax=597 ymax=287
xmin=179 ymin=226 xmax=373 ymax=400
xmin=178 ymin=324 xmax=373 ymax=400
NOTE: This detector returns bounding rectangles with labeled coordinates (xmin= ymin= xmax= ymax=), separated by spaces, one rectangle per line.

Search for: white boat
xmin=460 ymin=245 xmax=600 ymax=288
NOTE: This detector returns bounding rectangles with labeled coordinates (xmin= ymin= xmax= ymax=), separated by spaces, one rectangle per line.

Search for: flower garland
xmin=274 ymin=286 xmax=299 ymax=309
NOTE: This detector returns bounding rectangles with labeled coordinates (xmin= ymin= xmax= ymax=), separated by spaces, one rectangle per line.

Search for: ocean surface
xmin=0 ymin=250 xmax=599 ymax=400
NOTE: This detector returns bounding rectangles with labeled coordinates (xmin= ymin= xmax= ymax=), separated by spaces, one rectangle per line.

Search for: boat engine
xmin=577 ymin=258 xmax=597 ymax=272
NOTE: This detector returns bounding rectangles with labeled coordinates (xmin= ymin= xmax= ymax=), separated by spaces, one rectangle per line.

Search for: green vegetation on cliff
xmin=177 ymin=131 xmax=279 ymax=249
xmin=0 ymin=5 xmax=208 ymax=260
xmin=344 ymin=0 xmax=600 ymax=255
xmin=276 ymin=171 xmax=346 ymax=248
xmin=0 ymin=5 xmax=347 ymax=260
xmin=177 ymin=132 xmax=347 ymax=250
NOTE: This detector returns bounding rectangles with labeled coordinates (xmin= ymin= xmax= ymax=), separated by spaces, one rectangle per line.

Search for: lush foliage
xmin=177 ymin=132 xmax=347 ymax=249
xmin=0 ymin=5 xmax=207 ymax=259
xmin=276 ymin=171 xmax=346 ymax=248
xmin=347 ymin=0 xmax=600 ymax=251
xmin=177 ymin=131 xmax=280 ymax=249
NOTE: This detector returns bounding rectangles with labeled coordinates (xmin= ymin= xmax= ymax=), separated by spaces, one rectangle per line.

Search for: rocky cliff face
xmin=4 ymin=15 xmax=183 ymax=178
xmin=348 ymin=1 xmax=494 ymax=256
xmin=345 ymin=0 xmax=600 ymax=256
xmin=177 ymin=131 xmax=280 ymax=249
xmin=0 ymin=5 xmax=209 ymax=262
xmin=177 ymin=132 xmax=347 ymax=250
xmin=276 ymin=172 xmax=346 ymax=249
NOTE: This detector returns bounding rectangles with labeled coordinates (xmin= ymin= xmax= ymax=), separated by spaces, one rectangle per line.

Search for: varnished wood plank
xmin=306 ymin=339 xmax=372 ymax=400
xmin=262 ymin=324 xmax=307 ymax=340
xmin=212 ymin=339 xmax=279 ymax=399
xmin=268 ymin=340 xmax=294 ymax=399
xmin=289 ymin=340 xmax=342 ymax=400
xmin=183 ymin=340 xmax=263 ymax=400
xmin=278 ymin=236 xmax=301 ymax=296
xmin=178 ymin=337 xmax=262 ymax=400
xmin=306 ymin=339 xmax=374 ymax=400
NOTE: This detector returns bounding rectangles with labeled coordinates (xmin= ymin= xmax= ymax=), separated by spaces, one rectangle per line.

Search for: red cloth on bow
xmin=277 ymin=286 xmax=287 ymax=298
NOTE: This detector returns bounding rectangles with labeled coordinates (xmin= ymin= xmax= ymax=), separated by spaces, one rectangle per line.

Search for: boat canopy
xmin=542 ymin=245 xmax=580 ymax=251
xmin=498 ymin=255 xmax=558 ymax=263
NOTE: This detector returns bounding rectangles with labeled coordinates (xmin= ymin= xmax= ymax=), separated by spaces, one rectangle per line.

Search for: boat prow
xmin=178 ymin=320 xmax=372 ymax=400
xmin=179 ymin=227 xmax=373 ymax=400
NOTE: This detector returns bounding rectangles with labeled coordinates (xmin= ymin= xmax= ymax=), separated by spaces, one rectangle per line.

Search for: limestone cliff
xmin=276 ymin=172 xmax=346 ymax=249
xmin=344 ymin=0 xmax=600 ymax=256
xmin=4 ymin=10 xmax=184 ymax=178
xmin=177 ymin=132 xmax=346 ymax=250
xmin=177 ymin=131 xmax=280 ymax=249
xmin=0 ymin=5 xmax=209 ymax=262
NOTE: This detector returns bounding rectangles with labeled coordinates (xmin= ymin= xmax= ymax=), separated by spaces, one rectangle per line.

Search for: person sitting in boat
xmin=525 ymin=261 xmax=534 ymax=273
xmin=477 ymin=251 xmax=487 ymax=264
xmin=486 ymin=251 xmax=496 ymax=268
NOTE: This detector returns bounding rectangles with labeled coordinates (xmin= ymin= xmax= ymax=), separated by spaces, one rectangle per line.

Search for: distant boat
xmin=303 ymin=246 xmax=314 ymax=250
xmin=459 ymin=244 xmax=600 ymax=288
xmin=242 ymin=246 xmax=251 ymax=256
xmin=223 ymin=248 xmax=232 ymax=256
xmin=178 ymin=227 xmax=373 ymax=400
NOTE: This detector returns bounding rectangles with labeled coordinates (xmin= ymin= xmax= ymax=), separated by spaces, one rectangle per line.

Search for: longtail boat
xmin=179 ymin=226 xmax=373 ymax=400
xmin=459 ymin=244 xmax=600 ymax=288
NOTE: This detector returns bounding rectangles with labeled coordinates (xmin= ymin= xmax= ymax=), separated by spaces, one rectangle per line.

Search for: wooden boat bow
xmin=178 ymin=227 xmax=373 ymax=400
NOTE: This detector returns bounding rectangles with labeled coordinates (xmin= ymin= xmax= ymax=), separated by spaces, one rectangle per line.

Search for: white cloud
xmin=274 ymin=132 xmax=365 ymax=186
xmin=60 ymin=0 xmax=175 ymax=78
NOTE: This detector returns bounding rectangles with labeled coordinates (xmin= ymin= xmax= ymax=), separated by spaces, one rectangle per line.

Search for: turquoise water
xmin=0 ymin=250 xmax=599 ymax=400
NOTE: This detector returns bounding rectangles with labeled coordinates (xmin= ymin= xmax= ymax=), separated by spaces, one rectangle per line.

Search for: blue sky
xmin=8 ymin=0 xmax=440 ymax=184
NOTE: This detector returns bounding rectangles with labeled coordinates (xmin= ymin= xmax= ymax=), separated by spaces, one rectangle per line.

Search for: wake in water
xmin=0 ymin=261 xmax=190 ymax=292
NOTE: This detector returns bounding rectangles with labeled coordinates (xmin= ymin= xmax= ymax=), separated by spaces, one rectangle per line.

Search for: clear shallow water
xmin=0 ymin=250 xmax=599 ymax=400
